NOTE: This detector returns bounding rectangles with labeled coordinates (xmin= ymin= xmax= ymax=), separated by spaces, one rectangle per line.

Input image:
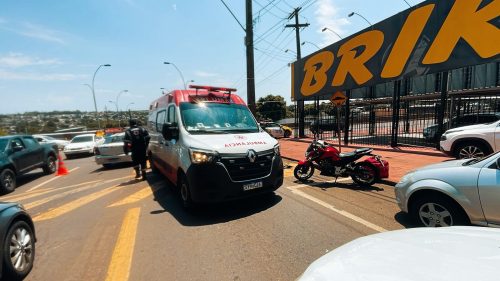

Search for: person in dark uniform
xmin=124 ymin=119 xmax=150 ymax=180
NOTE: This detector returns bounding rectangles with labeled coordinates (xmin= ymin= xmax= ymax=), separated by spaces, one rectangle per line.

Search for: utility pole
xmin=285 ymin=8 xmax=309 ymax=137
xmin=245 ymin=0 xmax=256 ymax=115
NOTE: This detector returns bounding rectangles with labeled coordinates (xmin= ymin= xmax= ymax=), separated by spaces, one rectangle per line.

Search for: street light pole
xmin=164 ymin=62 xmax=187 ymax=90
xmin=348 ymin=12 xmax=373 ymax=29
xmin=126 ymin=102 xmax=135 ymax=120
xmin=301 ymin=41 xmax=320 ymax=49
xmin=91 ymin=64 xmax=111 ymax=130
xmin=321 ymin=27 xmax=343 ymax=40
xmin=115 ymin=89 xmax=128 ymax=127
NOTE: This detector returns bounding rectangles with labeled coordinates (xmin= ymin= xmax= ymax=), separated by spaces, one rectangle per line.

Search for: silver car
xmin=95 ymin=133 xmax=131 ymax=167
xmin=260 ymin=122 xmax=285 ymax=138
xmin=395 ymin=152 xmax=500 ymax=227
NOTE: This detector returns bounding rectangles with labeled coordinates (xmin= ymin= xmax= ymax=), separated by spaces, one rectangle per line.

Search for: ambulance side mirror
xmin=162 ymin=122 xmax=179 ymax=140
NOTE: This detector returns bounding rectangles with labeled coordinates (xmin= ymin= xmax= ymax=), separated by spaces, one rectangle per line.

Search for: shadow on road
xmin=394 ymin=211 xmax=419 ymax=228
xmin=91 ymin=162 xmax=133 ymax=173
xmin=295 ymin=179 xmax=385 ymax=192
xmin=146 ymin=173 xmax=282 ymax=226
xmin=1 ymin=171 xmax=48 ymax=195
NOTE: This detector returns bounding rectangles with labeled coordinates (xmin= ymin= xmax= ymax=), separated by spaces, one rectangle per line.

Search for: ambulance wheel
xmin=178 ymin=175 xmax=193 ymax=209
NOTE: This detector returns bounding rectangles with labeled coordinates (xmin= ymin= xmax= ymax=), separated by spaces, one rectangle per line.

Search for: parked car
xmin=280 ymin=124 xmax=293 ymax=138
xmin=439 ymin=119 xmax=499 ymax=159
xmin=0 ymin=202 xmax=36 ymax=280
xmin=63 ymin=134 xmax=102 ymax=159
xmin=299 ymin=227 xmax=500 ymax=281
xmin=309 ymin=118 xmax=344 ymax=135
xmin=95 ymin=133 xmax=132 ymax=168
xmin=395 ymin=152 xmax=500 ymax=227
xmin=0 ymin=135 xmax=58 ymax=193
xmin=423 ymin=112 xmax=500 ymax=141
xmin=33 ymin=134 xmax=69 ymax=150
xmin=260 ymin=122 xmax=284 ymax=138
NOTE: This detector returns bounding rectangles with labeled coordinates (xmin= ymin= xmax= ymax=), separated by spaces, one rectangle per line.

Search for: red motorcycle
xmin=294 ymin=140 xmax=389 ymax=186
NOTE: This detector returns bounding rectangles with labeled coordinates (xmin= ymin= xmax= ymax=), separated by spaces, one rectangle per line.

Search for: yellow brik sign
xmin=330 ymin=91 xmax=347 ymax=107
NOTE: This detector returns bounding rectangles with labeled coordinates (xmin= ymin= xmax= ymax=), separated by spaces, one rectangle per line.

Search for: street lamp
xmin=164 ymin=61 xmax=187 ymax=90
xmin=301 ymin=41 xmax=320 ymax=50
xmin=90 ymin=64 xmax=111 ymax=130
xmin=185 ymin=79 xmax=195 ymax=89
xmin=115 ymin=89 xmax=128 ymax=112
xmin=321 ymin=27 xmax=343 ymax=40
xmin=348 ymin=12 xmax=373 ymax=29
xmin=126 ymin=102 xmax=135 ymax=120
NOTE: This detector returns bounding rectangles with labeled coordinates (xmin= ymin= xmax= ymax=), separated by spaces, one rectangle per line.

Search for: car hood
xmin=299 ymin=227 xmax=500 ymax=281
xmin=185 ymin=132 xmax=277 ymax=154
xmin=65 ymin=142 xmax=94 ymax=149
xmin=0 ymin=202 xmax=19 ymax=213
xmin=446 ymin=123 xmax=492 ymax=132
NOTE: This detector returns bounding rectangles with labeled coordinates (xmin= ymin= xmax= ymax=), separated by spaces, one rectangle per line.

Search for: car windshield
xmin=180 ymin=102 xmax=259 ymax=134
xmin=463 ymin=152 xmax=500 ymax=166
xmin=0 ymin=139 xmax=7 ymax=151
xmin=104 ymin=135 xmax=124 ymax=144
xmin=71 ymin=136 xmax=93 ymax=143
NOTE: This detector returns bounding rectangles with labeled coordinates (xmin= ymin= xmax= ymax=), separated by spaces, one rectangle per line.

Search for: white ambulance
xmin=147 ymin=85 xmax=283 ymax=208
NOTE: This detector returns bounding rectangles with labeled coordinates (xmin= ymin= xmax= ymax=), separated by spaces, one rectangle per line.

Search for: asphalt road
xmin=1 ymin=155 xmax=415 ymax=281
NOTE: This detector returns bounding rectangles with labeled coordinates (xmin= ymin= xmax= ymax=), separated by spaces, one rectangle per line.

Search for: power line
xmin=219 ymin=0 xmax=245 ymax=32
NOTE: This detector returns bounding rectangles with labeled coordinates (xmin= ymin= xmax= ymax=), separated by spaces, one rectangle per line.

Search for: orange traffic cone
xmin=56 ymin=153 xmax=69 ymax=176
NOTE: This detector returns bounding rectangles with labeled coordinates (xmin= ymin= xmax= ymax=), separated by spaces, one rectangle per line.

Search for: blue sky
xmin=0 ymin=0 xmax=424 ymax=114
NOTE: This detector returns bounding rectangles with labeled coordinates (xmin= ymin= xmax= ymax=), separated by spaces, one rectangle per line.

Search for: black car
xmin=0 ymin=135 xmax=58 ymax=193
xmin=0 ymin=202 xmax=36 ymax=280
xmin=423 ymin=112 xmax=500 ymax=141
xmin=309 ymin=118 xmax=345 ymax=135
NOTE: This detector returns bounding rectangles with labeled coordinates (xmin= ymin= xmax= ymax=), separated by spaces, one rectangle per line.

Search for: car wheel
xmin=411 ymin=195 xmax=469 ymax=227
xmin=2 ymin=221 xmax=35 ymax=280
xmin=455 ymin=142 xmax=490 ymax=159
xmin=43 ymin=155 xmax=57 ymax=174
xmin=65 ymin=154 xmax=73 ymax=160
xmin=284 ymin=130 xmax=291 ymax=138
xmin=351 ymin=163 xmax=377 ymax=186
xmin=0 ymin=169 xmax=16 ymax=193
xmin=178 ymin=175 xmax=193 ymax=209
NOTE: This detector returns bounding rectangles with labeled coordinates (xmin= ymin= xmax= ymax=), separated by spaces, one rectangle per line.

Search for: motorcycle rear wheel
xmin=351 ymin=163 xmax=377 ymax=186
xmin=294 ymin=164 xmax=315 ymax=181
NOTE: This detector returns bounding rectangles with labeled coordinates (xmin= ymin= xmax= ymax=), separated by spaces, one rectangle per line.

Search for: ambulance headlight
xmin=189 ymin=148 xmax=218 ymax=164
xmin=274 ymin=144 xmax=280 ymax=156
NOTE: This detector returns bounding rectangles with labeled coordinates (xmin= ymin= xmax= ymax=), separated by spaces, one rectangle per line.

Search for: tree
xmin=256 ymin=95 xmax=286 ymax=121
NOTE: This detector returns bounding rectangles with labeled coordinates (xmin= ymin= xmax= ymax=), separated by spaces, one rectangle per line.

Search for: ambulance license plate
xmin=243 ymin=181 xmax=263 ymax=191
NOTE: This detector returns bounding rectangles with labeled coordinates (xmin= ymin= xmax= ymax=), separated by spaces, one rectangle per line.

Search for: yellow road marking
xmin=3 ymin=180 xmax=102 ymax=202
xmin=24 ymin=181 xmax=105 ymax=210
xmin=107 ymin=186 xmax=152 ymax=207
xmin=26 ymin=167 xmax=80 ymax=192
xmin=32 ymin=184 xmax=121 ymax=222
xmin=105 ymin=207 xmax=141 ymax=281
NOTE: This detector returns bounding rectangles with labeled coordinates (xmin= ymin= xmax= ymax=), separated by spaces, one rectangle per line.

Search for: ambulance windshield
xmin=180 ymin=102 xmax=259 ymax=134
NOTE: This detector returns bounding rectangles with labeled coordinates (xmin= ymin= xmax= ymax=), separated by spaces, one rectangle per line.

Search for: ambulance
xmin=147 ymin=85 xmax=283 ymax=208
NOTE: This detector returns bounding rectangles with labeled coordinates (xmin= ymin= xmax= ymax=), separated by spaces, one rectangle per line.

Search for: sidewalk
xmin=279 ymin=138 xmax=453 ymax=183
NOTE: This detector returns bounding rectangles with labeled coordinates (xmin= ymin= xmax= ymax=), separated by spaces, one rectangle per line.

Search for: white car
xmin=34 ymin=135 xmax=69 ymax=150
xmin=63 ymin=134 xmax=102 ymax=159
xmin=440 ymin=119 xmax=500 ymax=159
xmin=260 ymin=122 xmax=285 ymax=138
xmin=95 ymin=133 xmax=132 ymax=167
xmin=299 ymin=227 xmax=500 ymax=281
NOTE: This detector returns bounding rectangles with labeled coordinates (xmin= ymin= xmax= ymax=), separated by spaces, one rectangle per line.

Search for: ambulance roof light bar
xmin=188 ymin=85 xmax=237 ymax=98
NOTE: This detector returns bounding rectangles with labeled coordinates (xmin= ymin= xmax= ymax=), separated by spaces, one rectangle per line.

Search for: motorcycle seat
xmin=339 ymin=152 xmax=356 ymax=158
xmin=354 ymin=147 xmax=372 ymax=154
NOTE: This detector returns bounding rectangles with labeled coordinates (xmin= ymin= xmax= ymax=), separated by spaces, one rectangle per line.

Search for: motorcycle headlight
xmin=274 ymin=144 xmax=280 ymax=156
xmin=189 ymin=148 xmax=218 ymax=164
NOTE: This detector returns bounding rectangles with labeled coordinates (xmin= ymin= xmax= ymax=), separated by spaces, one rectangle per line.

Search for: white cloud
xmin=0 ymin=70 xmax=86 ymax=81
xmin=194 ymin=71 xmax=219 ymax=78
xmin=0 ymin=53 xmax=62 ymax=68
xmin=314 ymin=0 xmax=349 ymax=46
xmin=172 ymin=4 xmax=177 ymax=11
xmin=15 ymin=22 xmax=67 ymax=44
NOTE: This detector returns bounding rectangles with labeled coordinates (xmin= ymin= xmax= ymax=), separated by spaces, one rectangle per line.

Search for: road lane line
xmin=3 ymin=180 xmax=102 ymax=202
xmin=107 ymin=186 xmax=153 ymax=207
xmin=24 ymin=181 xmax=107 ymax=210
xmin=32 ymin=184 xmax=121 ymax=222
xmin=286 ymin=185 xmax=387 ymax=233
xmin=105 ymin=207 xmax=141 ymax=281
xmin=27 ymin=167 xmax=80 ymax=192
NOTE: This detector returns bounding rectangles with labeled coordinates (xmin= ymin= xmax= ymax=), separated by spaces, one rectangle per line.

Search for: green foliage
xmin=256 ymin=95 xmax=286 ymax=121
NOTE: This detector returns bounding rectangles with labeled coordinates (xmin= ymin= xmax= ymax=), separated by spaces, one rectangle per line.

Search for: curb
xmin=283 ymin=138 xmax=446 ymax=158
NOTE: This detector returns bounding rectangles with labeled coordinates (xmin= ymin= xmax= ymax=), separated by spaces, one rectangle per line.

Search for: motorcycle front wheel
xmin=294 ymin=164 xmax=315 ymax=181
xmin=351 ymin=163 xmax=377 ymax=186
